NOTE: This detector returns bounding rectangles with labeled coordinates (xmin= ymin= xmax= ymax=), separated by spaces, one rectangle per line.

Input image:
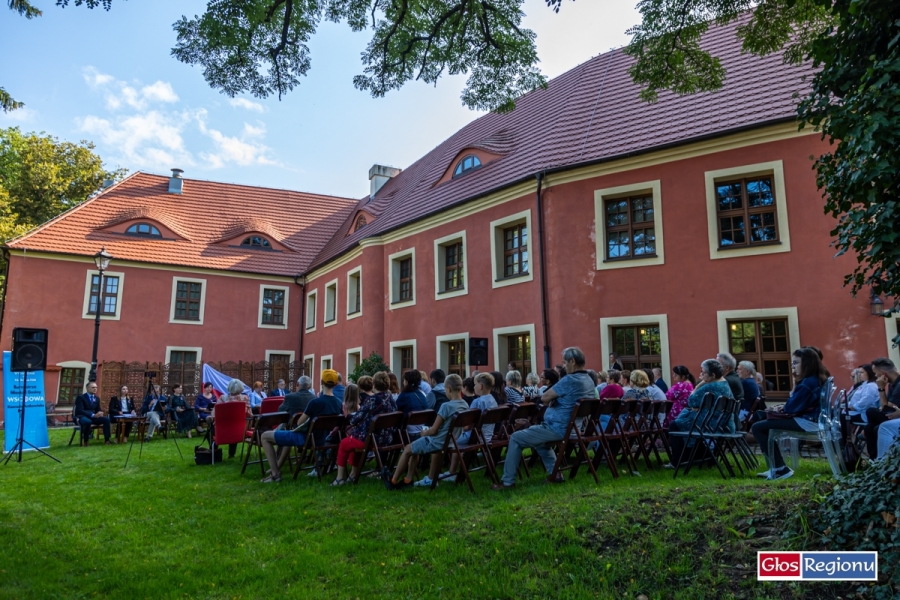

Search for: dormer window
xmin=240 ymin=236 xmax=272 ymax=249
xmin=356 ymin=215 xmax=367 ymax=231
xmin=125 ymin=223 xmax=162 ymax=237
xmin=453 ymin=155 xmax=482 ymax=178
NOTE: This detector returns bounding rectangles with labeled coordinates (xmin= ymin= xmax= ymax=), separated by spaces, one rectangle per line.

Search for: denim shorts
xmin=273 ymin=430 xmax=307 ymax=447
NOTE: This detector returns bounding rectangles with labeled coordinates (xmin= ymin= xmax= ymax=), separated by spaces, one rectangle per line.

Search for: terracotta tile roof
xmin=7 ymin=172 xmax=358 ymax=277
xmin=310 ymin=16 xmax=814 ymax=271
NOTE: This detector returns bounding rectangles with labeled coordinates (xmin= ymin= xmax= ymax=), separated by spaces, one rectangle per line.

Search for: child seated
xmin=382 ymin=374 xmax=469 ymax=490
xmin=444 ymin=372 xmax=498 ymax=479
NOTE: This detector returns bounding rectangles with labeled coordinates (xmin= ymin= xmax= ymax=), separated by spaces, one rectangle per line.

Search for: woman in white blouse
xmin=848 ymin=364 xmax=880 ymax=424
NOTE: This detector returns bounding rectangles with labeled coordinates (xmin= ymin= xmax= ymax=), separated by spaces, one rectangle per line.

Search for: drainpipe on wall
xmin=294 ymin=274 xmax=307 ymax=383
xmin=535 ymin=172 xmax=551 ymax=370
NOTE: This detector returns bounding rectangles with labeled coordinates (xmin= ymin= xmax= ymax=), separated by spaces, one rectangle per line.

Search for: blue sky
xmin=0 ymin=0 xmax=639 ymax=199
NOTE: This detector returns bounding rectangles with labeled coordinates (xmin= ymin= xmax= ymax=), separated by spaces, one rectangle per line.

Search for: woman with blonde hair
xmin=210 ymin=379 xmax=252 ymax=458
xmin=622 ymin=369 xmax=653 ymax=400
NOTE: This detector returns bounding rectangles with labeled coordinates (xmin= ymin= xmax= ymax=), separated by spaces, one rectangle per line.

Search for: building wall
xmin=1 ymin=254 xmax=302 ymax=400
xmin=302 ymin=131 xmax=893 ymax=393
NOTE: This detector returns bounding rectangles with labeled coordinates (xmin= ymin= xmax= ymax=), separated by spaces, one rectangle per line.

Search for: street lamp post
xmin=89 ymin=247 xmax=113 ymax=382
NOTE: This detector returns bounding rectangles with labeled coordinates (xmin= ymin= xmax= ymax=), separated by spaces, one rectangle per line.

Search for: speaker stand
xmin=3 ymin=366 xmax=60 ymax=465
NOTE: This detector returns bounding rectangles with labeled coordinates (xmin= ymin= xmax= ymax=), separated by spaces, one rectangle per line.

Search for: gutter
xmin=534 ymin=172 xmax=551 ymax=370
xmin=294 ymin=275 xmax=307 ymax=382
xmin=0 ymin=246 xmax=10 ymax=339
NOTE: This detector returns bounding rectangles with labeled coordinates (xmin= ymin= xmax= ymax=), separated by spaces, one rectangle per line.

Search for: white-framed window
xmin=389 ymin=339 xmax=417 ymax=378
xmin=81 ymin=269 xmax=125 ymax=320
xmin=303 ymin=354 xmax=315 ymax=387
xmin=320 ymin=355 xmax=333 ymax=373
xmin=346 ymin=346 xmax=363 ymax=375
xmin=593 ymin=180 xmax=665 ymax=270
xmin=705 ymin=160 xmax=791 ymax=260
xmin=436 ymin=333 xmax=469 ymax=377
xmin=490 ymin=209 xmax=534 ymax=289
xmin=388 ymin=247 xmax=416 ymax=309
xmin=169 ymin=277 xmax=207 ymax=325
xmin=347 ymin=266 xmax=363 ymax=319
xmin=433 ymin=230 xmax=468 ymax=300
xmin=492 ymin=324 xmax=536 ymax=374
xmin=324 ymin=279 xmax=338 ymax=326
xmin=165 ymin=346 xmax=203 ymax=365
xmin=600 ymin=314 xmax=670 ymax=376
xmin=258 ymin=284 xmax=290 ymax=329
xmin=56 ymin=360 xmax=91 ymax=407
xmin=305 ymin=289 xmax=318 ymax=332
xmin=886 ymin=317 xmax=900 ymax=368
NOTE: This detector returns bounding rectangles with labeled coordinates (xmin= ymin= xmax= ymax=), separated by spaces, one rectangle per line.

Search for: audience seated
xmin=462 ymin=377 xmax=476 ymax=404
xmin=333 ymin=372 xmax=398 ymax=485
xmin=493 ymin=347 xmax=595 ymax=490
xmin=665 ymin=366 xmax=695 ymax=425
xmin=279 ymin=376 xmax=315 ymax=417
xmin=737 ymin=361 xmax=761 ymax=421
xmin=384 ymin=374 xmax=469 ymax=489
xmin=396 ymin=370 xmax=430 ymax=439
xmin=425 ymin=369 xmax=448 ymax=411
xmin=668 ymin=359 xmax=735 ymax=467
xmin=717 ymin=352 xmax=745 ymax=411
xmin=417 ymin=370 xmax=432 ymax=395
xmin=620 ymin=370 xmax=633 ymax=394
xmin=357 ymin=376 xmax=375 ymax=400
xmin=210 ymin=379 xmax=252 ymax=458
xmin=750 ymin=348 xmax=826 ymax=480
xmin=168 ymin=384 xmax=198 ymax=438
xmin=108 ymin=384 xmax=136 ymax=440
xmin=523 ymin=373 xmax=541 ymax=399
xmin=847 ymin=364 xmax=879 ymax=425
xmin=595 ymin=371 xmax=608 ymax=394
xmin=194 ymin=383 xmax=216 ymax=430
xmin=332 ymin=373 xmax=346 ymax=402
xmin=653 ymin=367 xmax=669 ymax=394
xmin=489 ymin=371 xmax=508 ymax=405
xmin=538 ymin=369 xmax=559 ymax=395
xmin=599 ymin=370 xmax=624 ymax=399
xmin=445 ymin=372 xmax=498 ymax=480
xmin=864 ymin=358 xmax=900 ymax=460
xmin=248 ymin=381 xmax=265 ymax=415
xmin=505 ymin=370 xmax=525 ymax=404
xmin=388 ymin=373 xmax=400 ymax=401
xmin=140 ymin=384 xmax=167 ymax=443
xmin=259 ymin=375 xmax=344 ymax=483
xmin=643 ymin=369 xmax=667 ymax=400
xmin=269 ymin=379 xmax=288 ymax=398
xmin=623 ymin=370 xmax=653 ymax=400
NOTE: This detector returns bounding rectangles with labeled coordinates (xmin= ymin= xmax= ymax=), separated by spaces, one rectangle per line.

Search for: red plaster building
xmin=3 ymin=19 xmax=899 ymax=409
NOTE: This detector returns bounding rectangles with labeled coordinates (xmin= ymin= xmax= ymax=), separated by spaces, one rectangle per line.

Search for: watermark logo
xmin=758 ymin=552 xmax=878 ymax=581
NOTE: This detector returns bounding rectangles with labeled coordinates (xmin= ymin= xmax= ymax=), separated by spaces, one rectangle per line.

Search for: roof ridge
xmin=137 ymin=171 xmax=360 ymax=203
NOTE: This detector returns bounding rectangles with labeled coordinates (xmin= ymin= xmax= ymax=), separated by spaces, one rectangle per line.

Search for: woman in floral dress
xmin=665 ymin=366 xmax=696 ymax=426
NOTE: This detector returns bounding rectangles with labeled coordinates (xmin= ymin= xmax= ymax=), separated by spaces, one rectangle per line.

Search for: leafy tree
xmin=348 ymin=351 xmax=391 ymax=383
xmin=0 ymin=127 xmax=126 ymax=227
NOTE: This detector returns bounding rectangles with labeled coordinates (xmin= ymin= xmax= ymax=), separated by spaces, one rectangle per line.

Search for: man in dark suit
xmin=268 ymin=379 xmax=287 ymax=398
xmin=74 ymin=381 xmax=112 ymax=446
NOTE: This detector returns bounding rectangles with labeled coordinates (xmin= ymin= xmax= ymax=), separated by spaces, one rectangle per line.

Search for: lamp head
xmin=94 ymin=247 xmax=113 ymax=271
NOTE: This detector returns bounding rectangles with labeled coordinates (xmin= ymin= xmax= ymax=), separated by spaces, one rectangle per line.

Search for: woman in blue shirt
xmin=751 ymin=347 xmax=827 ymax=480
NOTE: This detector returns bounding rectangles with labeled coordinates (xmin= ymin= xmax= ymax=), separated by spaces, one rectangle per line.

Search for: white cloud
xmin=77 ymin=68 xmax=279 ymax=172
xmin=0 ymin=107 xmax=38 ymax=124
xmin=229 ymin=98 xmax=265 ymax=112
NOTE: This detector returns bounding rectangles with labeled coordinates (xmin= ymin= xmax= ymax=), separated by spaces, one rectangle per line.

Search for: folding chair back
xmin=292 ymin=414 xmax=345 ymax=480
xmin=241 ymin=411 xmax=290 ymax=475
xmin=356 ymin=411 xmax=405 ymax=479
xmin=547 ymin=398 xmax=603 ymax=484
xmin=471 ymin=405 xmax=513 ymax=484
xmin=401 ymin=409 xmax=437 ymax=445
xmin=436 ymin=408 xmax=485 ymax=493
xmin=260 ymin=398 xmax=281 ymax=414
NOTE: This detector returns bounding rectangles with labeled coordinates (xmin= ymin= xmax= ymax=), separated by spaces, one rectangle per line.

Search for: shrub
xmin=349 ymin=352 xmax=390 ymax=383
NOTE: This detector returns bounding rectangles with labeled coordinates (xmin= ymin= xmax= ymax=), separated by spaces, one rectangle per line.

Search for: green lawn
xmin=0 ymin=429 xmax=848 ymax=599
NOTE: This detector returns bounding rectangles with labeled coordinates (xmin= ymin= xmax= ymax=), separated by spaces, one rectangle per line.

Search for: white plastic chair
xmin=767 ymin=377 xmax=847 ymax=477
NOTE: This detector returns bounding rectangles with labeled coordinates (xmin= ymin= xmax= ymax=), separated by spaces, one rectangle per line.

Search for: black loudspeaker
xmin=469 ymin=337 xmax=489 ymax=366
xmin=11 ymin=328 xmax=48 ymax=372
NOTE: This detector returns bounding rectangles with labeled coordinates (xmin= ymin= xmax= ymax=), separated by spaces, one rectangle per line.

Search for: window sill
xmin=494 ymin=272 xmax=530 ymax=283
xmin=602 ymin=254 xmax=658 ymax=264
xmin=438 ymin=287 xmax=466 ymax=295
xmin=347 ymin=310 xmax=360 ymax=316
xmin=390 ymin=299 xmax=416 ymax=309
xmin=717 ymin=240 xmax=781 ymax=251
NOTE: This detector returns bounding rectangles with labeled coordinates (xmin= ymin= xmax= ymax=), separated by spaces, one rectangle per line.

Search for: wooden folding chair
xmin=354 ymin=411 xmax=405 ymax=481
xmin=431 ymin=409 xmax=483 ymax=493
xmin=671 ymin=393 xmax=727 ymax=479
xmin=469 ymin=405 xmax=513 ymax=484
xmin=620 ymin=400 xmax=653 ymax=472
xmin=644 ymin=401 xmax=672 ymax=466
xmin=547 ymin=398 xmax=603 ymax=484
xmin=592 ymin=400 xmax=621 ymax=479
xmin=241 ymin=411 xmax=290 ymax=475
xmin=595 ymin=399 xmax=639 ymax=476
xmin=292 ymin=414 xmax=345 ymax=481
xmin=401 ymin=409 xmax=437 ymax=445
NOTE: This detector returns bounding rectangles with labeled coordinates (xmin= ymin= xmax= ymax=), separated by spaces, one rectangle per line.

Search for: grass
xmin=0 ymin=429 xmax=851 ymax=599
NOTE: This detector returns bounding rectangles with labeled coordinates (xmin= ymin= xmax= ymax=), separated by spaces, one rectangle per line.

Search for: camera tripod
xmin=3 ymin=366 xmax=60 ymax=465
xmin=123 ymin=374 xmax=183 ymax=468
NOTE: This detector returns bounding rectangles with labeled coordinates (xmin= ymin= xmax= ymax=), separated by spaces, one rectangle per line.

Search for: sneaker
xmin=757 ymin=469 xmax=773 ymax=478
xmin=438 ymin=471 xmax=455 ymax=480
xmin=307 ymin=468 xmax=318 ymax=478
xmin=414 ymin=476 xmax=435 ymax=487
xmin=381 ymin=467 xmax=396 ymax=491
xmin=770 ymin=467 xmax=794 ymax=480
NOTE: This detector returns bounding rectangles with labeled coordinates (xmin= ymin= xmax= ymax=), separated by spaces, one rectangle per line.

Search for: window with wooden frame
xmin=88 ymin=274 xmax=120 ymax=316
xmin=304 ymin=357 xmax=314 ymax=378
xmin=125 ymin=222 xmax=162 ymax=237
xmin=398 ymin=258 xmax=413 ymax=302
xmin=727 ymin=319 xmax=791 ymax=399
xmin=169 ymin=350 xmax=198 ymax=364
xmin=58 ymin=367 xmax=86 ymax=406
xmin=453 ymin=154 xmax=482 ymax=178
xmin=324 ymin=280 xmax=338 ymax=323
xmin=174 ymin=281 xmax=202 ymax=321
xmin=400 ymin=347 xmax=414 ymax=372
xmin=716 ymin=176 xmax=778 ymax=248
xmin=503 ymin=224 xmax=528 ymax=278
xmin=348 ymin=270 xmax=362 ymax=315
xmin=261 ymin=288 xmax=285 ymax=325
xmin=269 ymin=353 xmax=291 ymax=365
xmin=611 ymin=325 xmax=661 ymax=371
xmin=507 ymin=334 xmax=532 ymax=374
xmin=604 ymin=195 xmax=656 ymax=260
xmin=447 ymin=341 xmax=466 ymax=377
xmin=444 ymin=242 xmax=464 ymax=292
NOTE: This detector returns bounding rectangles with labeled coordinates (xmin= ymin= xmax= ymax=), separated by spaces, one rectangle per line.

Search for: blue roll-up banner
xmin=3 ymin=351 xmax=50 ymax=453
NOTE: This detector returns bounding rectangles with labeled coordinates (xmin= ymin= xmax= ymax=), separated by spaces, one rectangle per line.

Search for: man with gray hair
xmin=493 ymin=347 xmax=595 ymax=490
xmin=716 ymin=351 xmax=745 ymax=407
xmin=279 ymin=376 xmax=315 ymax=417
